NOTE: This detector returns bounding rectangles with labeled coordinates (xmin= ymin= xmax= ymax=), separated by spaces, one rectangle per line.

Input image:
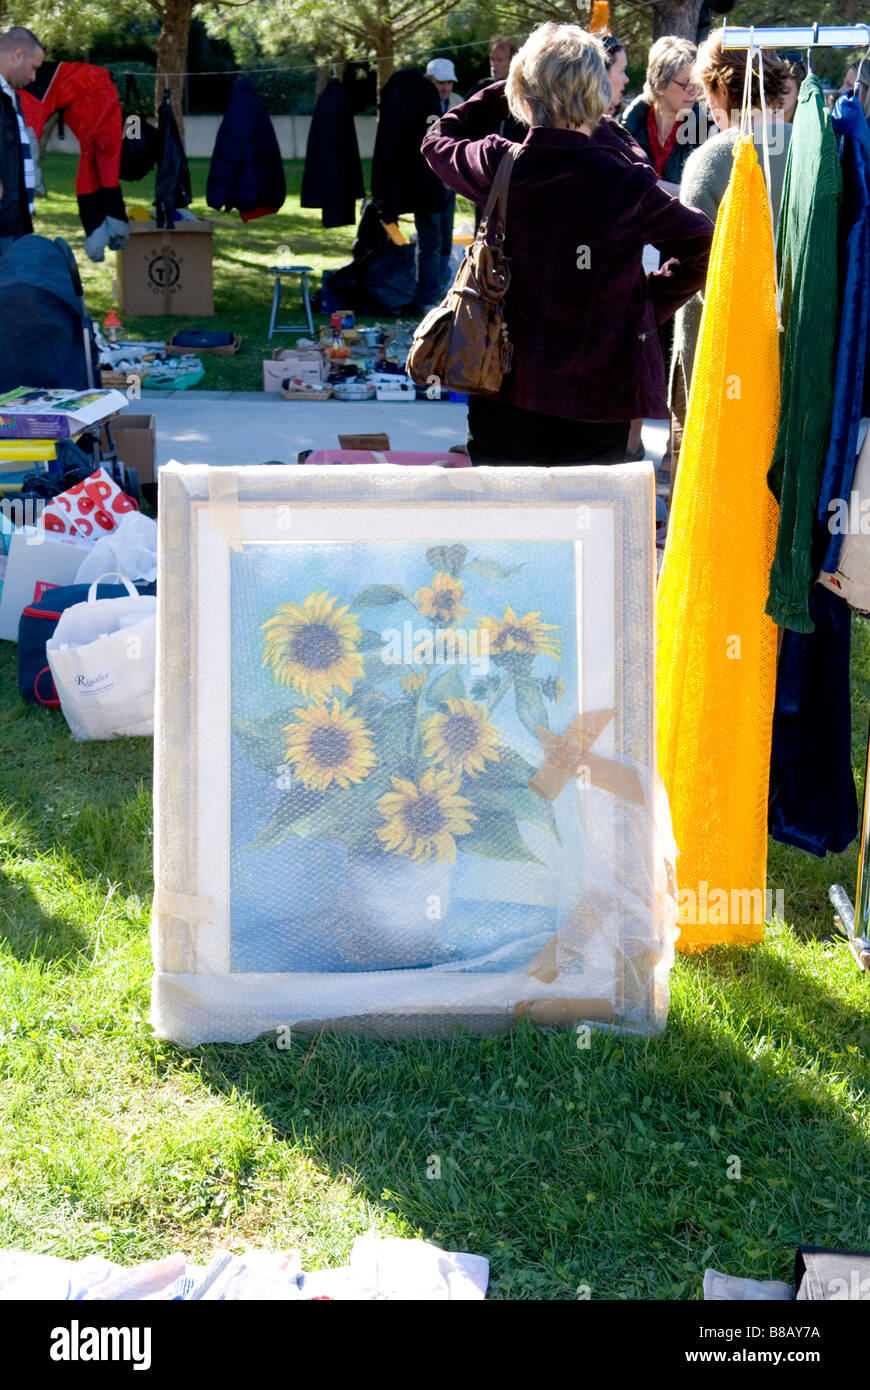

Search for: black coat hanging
xmin=155 ymin=88 xmax=191 ymax=229
xmin=300 ymin=77 xmax=365 ymax=228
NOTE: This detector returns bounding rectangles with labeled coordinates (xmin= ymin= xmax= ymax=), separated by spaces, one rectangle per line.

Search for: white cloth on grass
xmin=0 ymin=1237 xmax=489 ymax=1300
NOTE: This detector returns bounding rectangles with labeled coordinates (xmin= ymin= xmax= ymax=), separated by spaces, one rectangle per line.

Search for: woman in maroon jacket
xmin=421 ymin=22 xmax=714 ymax=466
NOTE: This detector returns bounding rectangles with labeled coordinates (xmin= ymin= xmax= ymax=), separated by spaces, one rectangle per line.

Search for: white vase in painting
xmin=339 ymin=850 xmax=453 ymax=969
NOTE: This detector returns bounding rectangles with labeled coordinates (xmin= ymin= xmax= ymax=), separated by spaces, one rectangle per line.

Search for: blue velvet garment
xmin=769 ymin=583 xmax=858 ymax=855
xmin=818 ymin=96 xmax=870 ymax=573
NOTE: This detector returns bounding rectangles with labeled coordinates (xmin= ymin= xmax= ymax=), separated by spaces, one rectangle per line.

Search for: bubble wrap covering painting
xmin=150 ymin=462 xmax=678 ymax=1044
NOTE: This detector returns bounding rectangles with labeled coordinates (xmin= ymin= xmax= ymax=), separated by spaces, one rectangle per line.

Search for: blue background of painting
xmin=229 ymin=540 xmax=580 ymax=973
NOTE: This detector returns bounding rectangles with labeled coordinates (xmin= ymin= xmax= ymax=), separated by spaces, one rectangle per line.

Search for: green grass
xmin=2 ymin=154 xmax=869 ymax=1296
xmin=1 ymin=617 xmax=869 ymax=1297
xmin=37 ymin=152 xmax=468 ymax=391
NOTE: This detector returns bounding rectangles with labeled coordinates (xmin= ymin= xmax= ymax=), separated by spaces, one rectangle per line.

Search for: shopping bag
xmin=46 ymin=571 xmax=156 ymax=741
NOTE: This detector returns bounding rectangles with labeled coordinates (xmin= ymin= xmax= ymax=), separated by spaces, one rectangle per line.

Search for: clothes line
xmin=722 ymin=22 xmax=870 ymax=49
xmin=109 ymin=35 xmax=523 ymax=82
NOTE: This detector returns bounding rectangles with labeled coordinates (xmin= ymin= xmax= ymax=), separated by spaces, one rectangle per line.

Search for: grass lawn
xmin=0 ymin=156 xmax=869 ymax=1299
xmin=36 ymin=152 xmax=470 ymax=391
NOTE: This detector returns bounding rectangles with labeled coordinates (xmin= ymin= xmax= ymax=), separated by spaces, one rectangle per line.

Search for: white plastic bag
xmin=74 ymin=510 xmax=158 ymax=585
xmin=46 ymin=572 xmax=156 ymax=741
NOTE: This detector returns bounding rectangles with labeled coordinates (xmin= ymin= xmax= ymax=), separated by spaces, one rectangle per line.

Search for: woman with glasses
xmin=620 ymin=37 xmax=710 ymax=191
xmin=421 ymin=23 xmax=713 ymax=466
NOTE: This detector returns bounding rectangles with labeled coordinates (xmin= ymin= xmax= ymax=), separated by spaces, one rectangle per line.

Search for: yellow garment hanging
xmin=657 ymin=136 xmax=780 ymax=952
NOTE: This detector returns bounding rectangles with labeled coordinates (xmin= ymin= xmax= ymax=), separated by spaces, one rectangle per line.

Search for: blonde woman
xmin=421 ymin=22 xmax=713 ymax=466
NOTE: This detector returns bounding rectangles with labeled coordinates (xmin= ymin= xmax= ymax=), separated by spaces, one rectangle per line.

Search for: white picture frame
xmin=151 ymin=462 xmax=666 ymax=1043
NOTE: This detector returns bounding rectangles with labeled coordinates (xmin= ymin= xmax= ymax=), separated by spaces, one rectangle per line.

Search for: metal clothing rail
xmin=722 ymin=23 xmax=870 ymax=49
xmin=721 ymin=19 xmax=870 ymax=972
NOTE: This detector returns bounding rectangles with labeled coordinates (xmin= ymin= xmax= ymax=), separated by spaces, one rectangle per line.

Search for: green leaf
xmin=473 ymin=744 xmax=540 ymax=788
xmin=232 ymin=711 xmax=295 ymax=771
xmin=371 ymin=701 xmax=417 ymax=766
xmin=467 ymin=558 xmax=527 ymax=580
xmin=514 ymin=678 xmax=549 ymax=739
xmin=359 ymin=628 xmax=387 ymax=650
xmin=248 ymin=786 xmax=324 ymax=850
xmin=288 ymin=777 xmax=390 ymax=843
xmin=425 ymin=544 xmax=467 ymax=577
xmin=350 ymin=584 xmax=408 ymax=608
xmin=458 ymin=811 xmax=543 ymax=864
xmin=475 ymin=786 xmax=561 ymax=842
xmin=424 ymin=664 xmax=468 ymax=706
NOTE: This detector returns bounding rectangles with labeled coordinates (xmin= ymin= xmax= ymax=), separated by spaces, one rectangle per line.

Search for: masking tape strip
xmin=515 ymin=998 xmax=615 ymax=1027
xmin=208 ymin=469 xmax=243 ymax=552
xmin=528 ymin=709 xmax=644 ymax=804
xmin=526 ymin=889 xmax=613 ymax=984
xmin=154 ymin=920 xmax=195 ymax=975
xmin=152 ymin=888 xmax=215 ymax=925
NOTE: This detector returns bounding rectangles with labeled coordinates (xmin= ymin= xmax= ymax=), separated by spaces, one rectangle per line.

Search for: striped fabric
xmin=0 ymin=73 xmax=35 ymax=215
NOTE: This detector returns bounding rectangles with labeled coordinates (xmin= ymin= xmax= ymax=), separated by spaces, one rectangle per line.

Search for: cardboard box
xmin=263 ymin=349 xmax=328 ymax=393
xmin=374 ymin=374 xmax=416 ymax=402
xmin=338 ymin=433 xmax=391 ymax=451
xmin=117 ymin=221 xmax=214 ymax=317
xmin=0 ymin=529 xmax=91 ymax=642
xmin=105 ymin=414 xmax=156 ymax=487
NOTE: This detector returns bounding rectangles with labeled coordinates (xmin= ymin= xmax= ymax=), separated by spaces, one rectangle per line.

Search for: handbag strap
xmin=478 ymin=142 xmax=523 ymax=244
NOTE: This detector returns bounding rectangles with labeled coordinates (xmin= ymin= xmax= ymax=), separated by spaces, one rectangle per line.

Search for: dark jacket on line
xmin=421 ymin=80 xmax=714 ymax=423
xmin=301 ymin=77 xmax=365 ymax=228
xmin=207 ymin=77 xmax=286 ymax=222
xmin=371 ymin=67 xmax=443 ymax=221
xmin=0 ymin=85 xmax=32 ymax=240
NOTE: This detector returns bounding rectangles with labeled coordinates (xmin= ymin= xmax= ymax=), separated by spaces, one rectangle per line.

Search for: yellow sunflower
xmin=262 ymin=591 xmax=364 ymax=701
xmin=413 ymin=571 xmax=469 ymax=626
xmin=478 ymin=605 xmax=561 ymax=659
xmin=401 ymin=671 xmax=427 ymax=694
xmin=376 ymin=767 xmax=476 ymax=863
xmin=422 ymin=698 xmax=500 ymax=777
xmin=283 ymin=700 xmax=377 ymax=791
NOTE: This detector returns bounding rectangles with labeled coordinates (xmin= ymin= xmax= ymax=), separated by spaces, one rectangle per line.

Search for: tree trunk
xmin=651 ymin=0 xmax=705 ymax=42
xmin=155 ymin=0 xmax=195 ymax=140
xmin=374 ymin=28 xmax=395 ymax=97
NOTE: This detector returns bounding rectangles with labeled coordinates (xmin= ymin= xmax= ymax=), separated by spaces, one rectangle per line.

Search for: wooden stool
xmin=268 ymin=265 xmax=315 ymax=339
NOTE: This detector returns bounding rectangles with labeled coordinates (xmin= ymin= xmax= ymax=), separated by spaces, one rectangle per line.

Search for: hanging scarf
xmin=657 ymin=53 xmax=781 ymax=952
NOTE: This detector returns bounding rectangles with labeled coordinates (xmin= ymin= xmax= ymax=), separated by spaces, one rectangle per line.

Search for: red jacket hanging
xmin=20 ymin=61 xmax=129 ymax=262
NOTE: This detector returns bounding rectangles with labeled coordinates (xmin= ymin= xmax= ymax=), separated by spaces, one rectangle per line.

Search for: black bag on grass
xmin=18 ymin=579 xmax=157 ymax=708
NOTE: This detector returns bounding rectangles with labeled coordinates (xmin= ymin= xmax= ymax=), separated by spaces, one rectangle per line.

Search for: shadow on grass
xmin=0 ymin=867 xmax=90 ymax=963
xmin=179 ymin=942 xmax=870 ymax=1298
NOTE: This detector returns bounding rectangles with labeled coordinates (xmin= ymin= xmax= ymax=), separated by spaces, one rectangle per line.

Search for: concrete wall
xmin=45 ymin=114 xmax=378 ymax=161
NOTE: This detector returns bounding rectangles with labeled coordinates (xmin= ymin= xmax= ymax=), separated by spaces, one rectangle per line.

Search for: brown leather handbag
xmin=406 ymin=144 xmax=523 ymax=396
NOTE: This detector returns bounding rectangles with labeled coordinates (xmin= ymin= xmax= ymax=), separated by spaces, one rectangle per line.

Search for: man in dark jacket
xmin=0 ymin=27 xmax=43 ymax=254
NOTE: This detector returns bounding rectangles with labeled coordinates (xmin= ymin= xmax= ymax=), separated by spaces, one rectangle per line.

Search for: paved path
xmin=140 ymin=390 xmax=670 ymax=470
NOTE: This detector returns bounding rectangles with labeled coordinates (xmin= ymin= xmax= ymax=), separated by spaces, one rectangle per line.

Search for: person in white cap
xmin=418 ymin=57 xmax=462 ymax=307
xmin=426 ymin=57 xmax=462 ymax=114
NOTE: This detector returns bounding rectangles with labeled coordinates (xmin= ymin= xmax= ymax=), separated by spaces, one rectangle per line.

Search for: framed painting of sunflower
xmin=151 ymin=462 xmax=678 ymax=1045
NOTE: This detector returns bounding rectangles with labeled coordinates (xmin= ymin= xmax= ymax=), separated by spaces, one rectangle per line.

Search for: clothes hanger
xmin=806 ymin=20 xmax=819 ymax=75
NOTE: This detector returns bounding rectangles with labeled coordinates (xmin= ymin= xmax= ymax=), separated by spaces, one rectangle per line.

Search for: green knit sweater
xmin=766 ymin=75 xmax=842 ymax=633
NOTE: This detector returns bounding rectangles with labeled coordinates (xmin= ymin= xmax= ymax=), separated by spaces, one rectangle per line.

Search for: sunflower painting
xmin=230 ymin=538 xmax=580 ymax=971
